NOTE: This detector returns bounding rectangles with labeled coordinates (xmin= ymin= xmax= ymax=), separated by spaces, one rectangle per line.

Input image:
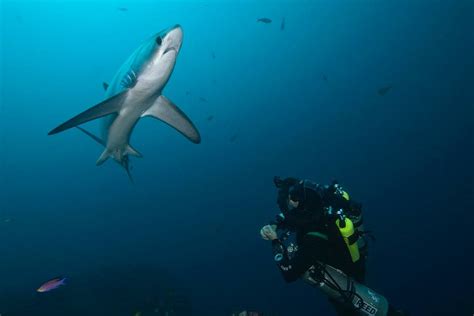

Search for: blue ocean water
xmin=0 ymin=0 xmax=472 ymax=315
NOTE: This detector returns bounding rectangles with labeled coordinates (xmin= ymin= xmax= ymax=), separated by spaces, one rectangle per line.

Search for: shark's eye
xmin=156 ymin=36 xmax=162 ymax=45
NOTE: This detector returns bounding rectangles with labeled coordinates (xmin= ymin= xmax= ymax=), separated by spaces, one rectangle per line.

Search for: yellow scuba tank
xmin=341 ymin=190 xmax=350 ymax=201
xmin=336 ymin=217 xmax=360 ymax=263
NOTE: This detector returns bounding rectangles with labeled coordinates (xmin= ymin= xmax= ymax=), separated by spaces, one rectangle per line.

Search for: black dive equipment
xmin=303 ymin=263 xmax=389 ymax=316
xmin=274 ymin=231 xmax=389 ymax=316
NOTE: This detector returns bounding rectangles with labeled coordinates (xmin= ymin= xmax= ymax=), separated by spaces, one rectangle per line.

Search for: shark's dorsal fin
xmin=103 ymin=82 xmax=109 ymax=91
xmin=48 ymin=91 xmax=127 ymax=135
xmin=142 ymin=95 xmax=201 ymax=144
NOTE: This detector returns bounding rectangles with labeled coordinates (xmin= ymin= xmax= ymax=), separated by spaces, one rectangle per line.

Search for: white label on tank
xmin=352 ymin=296 xmax=378 ymax=315
xmin=368 ymin=289 xmax=380 ymax=303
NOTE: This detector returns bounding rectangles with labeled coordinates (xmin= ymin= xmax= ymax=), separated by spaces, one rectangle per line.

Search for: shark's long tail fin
xmin=95 ymin=148 xmax=133 ymax=183
xmin=95 ymin=148 xmax=136 ymax=184
xmin=75 ymin=127 xmax=125 ymax=181
xmin=75 ymin=126 xmax=111 ymax=165
xmin=123 ymin=157 xmax=134 ymax=183
xmin=125 ymin=167 xmax=134 ymax=183
xmin=76 ymin=126 xmax=106 ymax=146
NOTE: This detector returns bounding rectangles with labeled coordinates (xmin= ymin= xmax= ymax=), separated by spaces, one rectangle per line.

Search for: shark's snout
xmin=163 ymin=25 xmax=183 ymax=53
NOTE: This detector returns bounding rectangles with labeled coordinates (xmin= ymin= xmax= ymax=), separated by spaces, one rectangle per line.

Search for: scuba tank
xmin=334 ymin=184 xmax=368 ymax=253
xmin=325 ymin=182 xmax=369 ymax=262
xmin=326 ymin=206 xmax=361 ymax=263
xmin=338 ymin=188 xmax=368 ymax=257
xmin=302 ymin=263 xmax=389 ymax=316
xmin=337 ymin=216 xmax=360 ymax=263
xmin=275 ymin=230 xmax=391 ymax=316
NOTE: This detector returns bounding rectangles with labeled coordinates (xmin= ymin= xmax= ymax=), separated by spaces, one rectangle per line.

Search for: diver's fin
xmin=125 ymin=145 xmax=142 ymax=158
xmin=103 ymin=82 xmax=109 ymax=91
xmin=76 ymin=126 xmax=106 ymax=147
xmin=48 ymin=91 xmax=127 ymax=135
xmin=141 ymin=95 xmax=201 ymax=144
xmin=96 ymin=149 xmax=111 ymax=166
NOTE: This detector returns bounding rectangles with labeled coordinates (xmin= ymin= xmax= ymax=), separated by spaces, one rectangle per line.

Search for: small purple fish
xmin=37 ymin=276 xmax=67 ymax=293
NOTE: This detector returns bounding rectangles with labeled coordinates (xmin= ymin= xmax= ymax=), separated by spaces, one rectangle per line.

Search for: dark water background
xmin=0 ymin=0 xmax=473 ymax=315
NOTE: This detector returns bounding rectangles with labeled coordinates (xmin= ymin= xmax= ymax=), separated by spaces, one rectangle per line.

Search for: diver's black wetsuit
xmin=271 ymin=179 xmax=366 ymax=316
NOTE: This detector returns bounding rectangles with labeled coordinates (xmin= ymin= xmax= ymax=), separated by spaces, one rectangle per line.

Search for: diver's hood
xmin=274 ymin=176 xmax=300 ymax=212
xmin=276 ymin=177 xmax=327 ymax=216
xmin=273 ymin=176 xmax=299 ymax=189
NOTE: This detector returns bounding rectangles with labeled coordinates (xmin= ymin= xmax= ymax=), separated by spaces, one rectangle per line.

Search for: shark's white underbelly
xmin=106 ymin=91 xmax=154 ymax=153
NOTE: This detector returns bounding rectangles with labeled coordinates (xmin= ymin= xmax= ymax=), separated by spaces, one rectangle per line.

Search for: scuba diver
xmin=260 ymin=176 xmax=406 ymax=316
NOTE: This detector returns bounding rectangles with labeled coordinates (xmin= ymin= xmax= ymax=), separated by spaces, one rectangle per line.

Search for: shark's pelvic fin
xmin=142 ymin=95 xmax=201 ymax=144
xmin=95 ymin=144 xmax=141 ymax=166
xmin=96 ymin=149 xmax=111 ymax=166
xmin=126 ymin=145 xmax=142 ymax=158
xmin=76 ymin=126 xmax=106 ymax=147
xmin=48 ymin=91 xmax=127 ymax=135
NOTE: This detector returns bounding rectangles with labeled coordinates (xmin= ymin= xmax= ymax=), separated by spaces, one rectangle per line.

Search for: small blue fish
xmin=257 ymin=18 xmax=272 ymax=24
xmin=378 ymin=85 xmax=392 ymax=96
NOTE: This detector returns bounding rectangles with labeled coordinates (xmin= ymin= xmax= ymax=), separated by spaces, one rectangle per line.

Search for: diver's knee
xmin=387 ymin=305 xmax=408 ymax=316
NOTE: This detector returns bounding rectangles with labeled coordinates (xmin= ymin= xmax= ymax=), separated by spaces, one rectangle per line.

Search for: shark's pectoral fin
xmin=48 ymin=91 xmax=127 ymax=135
xmin=142 ymin=95 xmax=201 ymax=144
